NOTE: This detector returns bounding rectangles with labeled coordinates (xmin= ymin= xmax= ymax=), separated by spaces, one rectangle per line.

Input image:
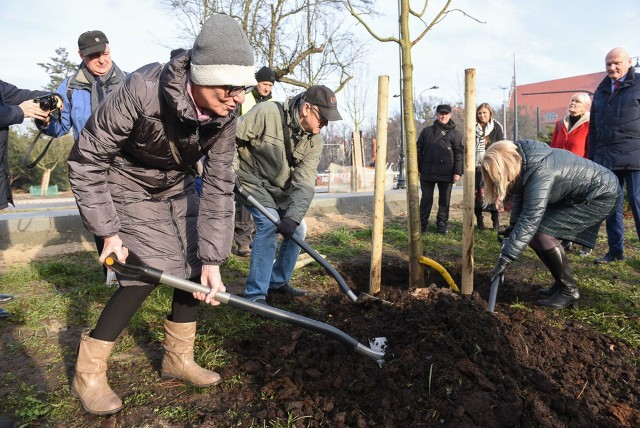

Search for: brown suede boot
xmin=71 ymin=332 xmax=122 ymax=415
xmin=161 ymin=318 xmax=221 ymax=387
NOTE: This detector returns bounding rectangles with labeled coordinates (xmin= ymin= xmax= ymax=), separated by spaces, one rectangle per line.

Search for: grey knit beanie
xmin=190 ymin=14 xmax=256 ymax=86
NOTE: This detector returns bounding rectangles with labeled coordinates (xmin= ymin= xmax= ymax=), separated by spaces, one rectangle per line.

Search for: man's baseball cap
xmin=303 ymin=85 xmax=342 ymax=121
xmin=436 ymin=104 xmax=452 ymax=114
xmin=78 ymin=30 xmax=109 ymax=56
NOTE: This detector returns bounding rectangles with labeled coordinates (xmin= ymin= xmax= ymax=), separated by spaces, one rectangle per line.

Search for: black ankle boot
xmin=534 ymin=246 xmax=580 ymax=309
xmin=475 ymin=207 xmax=485 ymax=230
xmin=538 ymin=282 xmax=559 ymax=296
xmin=490 ymin=211 xmax=500 ymax=230
xmin=536 ymin=286 xmax=580 ymax=309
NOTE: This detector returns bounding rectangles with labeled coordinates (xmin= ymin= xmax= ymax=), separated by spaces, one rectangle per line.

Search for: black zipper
xmin=168 ymin=199 xmax=189 ymax=277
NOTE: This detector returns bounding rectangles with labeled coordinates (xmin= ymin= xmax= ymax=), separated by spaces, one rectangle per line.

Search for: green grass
xmin=1 ymin=214 xmax=639 ymax=425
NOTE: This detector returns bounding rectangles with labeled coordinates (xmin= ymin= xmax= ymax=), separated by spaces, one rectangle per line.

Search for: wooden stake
xmin=369 ymin=75 xmax=389 ymax=294
xmin=462 ymin=68 xmax=476 ymax=295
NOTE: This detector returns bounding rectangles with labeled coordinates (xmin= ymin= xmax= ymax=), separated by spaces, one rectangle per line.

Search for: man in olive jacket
xmin=236 ymin=85 xmax=342 ymax=304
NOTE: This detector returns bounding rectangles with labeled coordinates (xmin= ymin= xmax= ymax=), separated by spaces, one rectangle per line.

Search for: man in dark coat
xmin=588 ymin=47 xmax=640 ymax=264
xmin=416 ymin=104 xmax=463 ymax=234
xmin=0 ymin=80 xmax=52 ymax=320
xmin=0 ymin=80 xmax=50 ymax=210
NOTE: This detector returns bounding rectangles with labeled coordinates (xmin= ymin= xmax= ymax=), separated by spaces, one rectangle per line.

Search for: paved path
xmin=1 ymin=187 xmax=463 ymax=248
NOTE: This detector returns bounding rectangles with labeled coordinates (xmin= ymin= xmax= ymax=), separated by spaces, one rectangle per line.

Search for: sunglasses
xmin=225 ymin=85 xmax=252 ymax=97
xmin=311 ymin=105 xmax=327 ymax=122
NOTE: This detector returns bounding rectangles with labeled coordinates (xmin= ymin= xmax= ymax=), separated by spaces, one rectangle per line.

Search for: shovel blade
xmin=356 ymin=292 xmax=393 ymax=306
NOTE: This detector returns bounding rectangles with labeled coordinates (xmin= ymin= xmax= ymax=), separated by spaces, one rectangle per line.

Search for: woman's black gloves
xmin=490 ymin=255 xmax=512 ymax=281
xmin=277 ymin=218 xmax=299 ymax=239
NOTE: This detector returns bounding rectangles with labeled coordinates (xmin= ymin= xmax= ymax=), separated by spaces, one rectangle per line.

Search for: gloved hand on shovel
xmin=277 ymin=217 xmax=299 ymax=240
xmin=497 ymin=224 xmax=514 ymax=244
xmin=490 ymin=254 xmax=512 ymax=282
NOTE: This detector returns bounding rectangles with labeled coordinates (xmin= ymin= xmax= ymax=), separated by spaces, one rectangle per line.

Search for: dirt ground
xmin=1 ymin=208 xmax=639 ymax=427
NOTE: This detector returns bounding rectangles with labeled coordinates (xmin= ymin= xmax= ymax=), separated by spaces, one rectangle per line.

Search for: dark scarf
xmin=251 ymin=87 xmax=273 ymax=103
xmin=434 ymin=118 xmax=456 ymax=131
xmin=67 ymin=62 xmax=126 ymax=112
xmin=568 ymin=114 xmax=581 ymax=130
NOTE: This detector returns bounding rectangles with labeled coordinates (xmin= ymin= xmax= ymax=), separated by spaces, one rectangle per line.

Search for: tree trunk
xmin=400 ymin=0 xmax=424 ymax=289
xmin=40 ymin=168 xmax=52 ymax=196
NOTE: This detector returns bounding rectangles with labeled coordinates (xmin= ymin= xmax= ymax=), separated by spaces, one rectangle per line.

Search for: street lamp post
xmin=416 ymin=85 xmax=439 ymax=101
xmin=498 ymin=85 xmax=508 ymax=130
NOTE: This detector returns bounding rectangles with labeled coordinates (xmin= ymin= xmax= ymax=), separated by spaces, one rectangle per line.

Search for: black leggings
xmin=529 ymin=231 xmax=561 ymax=254
xmin=91 ymin=280 xmax=201 ymax=342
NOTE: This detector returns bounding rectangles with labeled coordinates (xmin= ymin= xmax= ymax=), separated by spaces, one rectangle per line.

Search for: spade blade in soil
xmin=487 ymin=274 xmax=503 ymax=312
xmin=236 ymin=185 xmax=391 ymax=306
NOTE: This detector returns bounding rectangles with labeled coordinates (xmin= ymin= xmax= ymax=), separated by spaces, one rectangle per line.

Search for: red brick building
xmin=509 ymin=72 xmax=606 ymax=138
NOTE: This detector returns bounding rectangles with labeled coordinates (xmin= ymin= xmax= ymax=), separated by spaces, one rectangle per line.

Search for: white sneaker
xmin=106 ymin=270 xmax=119 ymax=287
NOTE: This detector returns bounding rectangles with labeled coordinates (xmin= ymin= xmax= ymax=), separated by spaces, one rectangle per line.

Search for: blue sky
xmin=1 ymin=0 xmax=639 ymax=121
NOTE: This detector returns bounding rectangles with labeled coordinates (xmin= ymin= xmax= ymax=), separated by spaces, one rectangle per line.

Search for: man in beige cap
xmin=236 ymin=85 xmax=342 ymax=305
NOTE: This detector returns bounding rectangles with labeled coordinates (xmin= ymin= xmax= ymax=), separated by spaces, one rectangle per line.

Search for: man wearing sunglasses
xmin=66 ymin=15 xmax=256 ymax=415
xmin=236 ymin=84 xmax=342 ymax=305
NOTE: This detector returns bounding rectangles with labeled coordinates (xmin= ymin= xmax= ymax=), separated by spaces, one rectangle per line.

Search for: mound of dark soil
xmin=3 ymin=250 xmax=638 ymax=427
xmin=191 ymin=254 xmax=639 ymax=427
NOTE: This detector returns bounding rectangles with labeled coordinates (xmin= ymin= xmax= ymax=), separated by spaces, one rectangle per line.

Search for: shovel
xmin=487 ymin=273 xmax=503 ymax=313
xmin=236 ymin=185 xmax=390 ymax=305
xmin=103 ymin=251 xmax=386 ymax=363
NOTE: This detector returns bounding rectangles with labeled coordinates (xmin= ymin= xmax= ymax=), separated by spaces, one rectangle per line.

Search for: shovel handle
xmin=236 ymin=186 xmax=359 ymax=303
xmin=487 ymin=273 xmax=502 ymax=313
xmin=103 ymin=253 xmax=385 ymax=362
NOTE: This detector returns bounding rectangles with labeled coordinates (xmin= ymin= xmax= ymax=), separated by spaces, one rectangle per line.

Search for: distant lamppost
xmin=496 ymin=85 xmax=508 ymax=130
xmin=416 ymin=85 xmax=439 ymax=101
xmin=393 ymin=91 xmax=406 ymax=189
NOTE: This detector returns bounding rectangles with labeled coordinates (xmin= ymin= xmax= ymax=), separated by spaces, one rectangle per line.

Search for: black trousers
xmin=91 ymin=281 xmax=200 ymax=342
xmin=419 ymin=179 xmax=454 ymax=229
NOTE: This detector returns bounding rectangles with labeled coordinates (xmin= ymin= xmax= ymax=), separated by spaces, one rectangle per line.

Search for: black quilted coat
xmin=502 ymin=140 xmax=620 ymax=260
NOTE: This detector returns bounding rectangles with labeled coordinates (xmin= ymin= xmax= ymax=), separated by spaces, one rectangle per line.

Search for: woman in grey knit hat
xmin=67 ymin=15 xmax=255 ymax=415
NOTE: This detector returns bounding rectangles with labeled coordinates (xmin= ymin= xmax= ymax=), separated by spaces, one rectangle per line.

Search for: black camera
xmin=34 ymin=94 xmax=60 ymax=111
xmin=34 ymin=94 xmax=61 ymax=120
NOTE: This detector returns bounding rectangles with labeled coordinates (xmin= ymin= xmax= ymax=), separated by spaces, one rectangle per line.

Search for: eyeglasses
xmin=310 ymin=105 xmax=327 ymax=122
xmin=225 ymin=85 xmax=252 ymax=97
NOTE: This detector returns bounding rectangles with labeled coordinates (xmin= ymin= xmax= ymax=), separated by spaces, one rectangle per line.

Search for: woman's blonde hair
xmin=482 ymin=140 xmax=522 ymax=203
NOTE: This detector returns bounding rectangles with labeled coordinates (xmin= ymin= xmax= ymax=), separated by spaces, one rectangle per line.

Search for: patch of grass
xmin=1 ymin=215 xmax=639 ymax=426
xmin=509 ymin=301 xmax=531 ymax=311
xmin=314 ymin=228 xmax=368 ymax=258
xmin=155 ymin=403 xmax=198 ymax=423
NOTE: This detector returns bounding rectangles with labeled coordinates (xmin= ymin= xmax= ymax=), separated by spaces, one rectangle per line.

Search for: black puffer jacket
xmin=588 ymin=67 xmax=640 ymax=170
xmin=68 ymin=53 xmax=237 ymax=281
xmin=416 ymin=119 xmax=463 ymax=182
xmin=502 ymin=140 xmax=619 ymax=260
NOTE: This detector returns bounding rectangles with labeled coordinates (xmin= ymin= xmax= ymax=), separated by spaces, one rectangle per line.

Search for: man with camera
xmin=1 ymin=79 xmax=60 ymax=321
xmin=39 ymin=30 xmax=125 ymax=141
xmin=38 ymin=30 xmax=125 ymax=283
xmin=0 ymin=81 xmax=56 ymax=210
